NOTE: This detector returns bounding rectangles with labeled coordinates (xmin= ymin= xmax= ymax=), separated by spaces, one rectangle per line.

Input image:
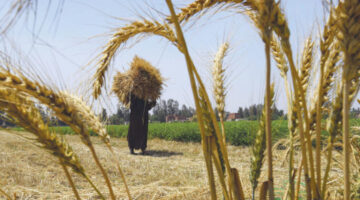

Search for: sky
xmin=0 ymin=0 xmax=332 ymax=114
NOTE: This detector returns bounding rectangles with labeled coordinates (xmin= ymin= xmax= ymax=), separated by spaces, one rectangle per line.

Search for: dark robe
xmin=128 ymin=95 xmax=156 ymax=152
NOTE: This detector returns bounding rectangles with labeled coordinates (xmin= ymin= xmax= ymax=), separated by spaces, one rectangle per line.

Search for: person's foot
xmin=130 ymin=148 xmax=135 ymax=154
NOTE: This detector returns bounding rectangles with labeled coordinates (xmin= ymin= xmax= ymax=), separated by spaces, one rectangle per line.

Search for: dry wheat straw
xmin=250 ymin=83 xmax=274 ymax=200
xmin=93 ymin=20 xmax=177 ymax=99
xmin=0 ymin=69 xmax=116 ymax=200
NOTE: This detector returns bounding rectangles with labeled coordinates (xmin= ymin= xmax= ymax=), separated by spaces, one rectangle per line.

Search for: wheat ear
xmin=213 ymin=42 xmax=229 ymax=146
xmin=0 ymin=69 xmax=116 ymax=200
xmin=0 ymin=88 xmax=84 ymax=200
xmin=93 ymin=20 xmax=177 ymax=99
xmin=299 ymin=37 xmax=314 ymax=94
xmin=59 ymin=92 xmax=132 ymax=199
xmin=250 ymin=83 xmax=274 ymax=199
xmin=167 ymin=0 xmax=246 ymax=23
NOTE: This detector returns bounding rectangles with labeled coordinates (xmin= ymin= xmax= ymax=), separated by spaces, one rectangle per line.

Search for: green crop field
xmin=12 ymin=119 xmax=360 ymax=146
xmin=12 ymin=120 xmax=287 ymax=146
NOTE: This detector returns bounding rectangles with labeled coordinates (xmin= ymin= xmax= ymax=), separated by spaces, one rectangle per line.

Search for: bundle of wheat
xmin=112 ymin=56 xmax=163 ymax=106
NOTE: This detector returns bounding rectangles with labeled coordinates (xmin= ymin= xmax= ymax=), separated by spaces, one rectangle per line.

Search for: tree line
xmin=104 ymin=99 xmax=196 ymax=124
xmin=237 ymin=104 xmax=285 ymax=120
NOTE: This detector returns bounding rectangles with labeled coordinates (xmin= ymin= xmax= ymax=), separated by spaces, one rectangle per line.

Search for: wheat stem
xmin=0 ymin=187 xmax=12 ymax=200
xmin=264 ymin=36 xmax=274 ymax=200
xmin=295 ymin=158 xmax=304 ymax=200
xmin=250 ymin=83 xmax=274 ymax=199
xmin=61 ymin=163 xmax=81 ymax=200
xmin=315 ymin=55 xmax=324 ymax=197
xmin=165 ymin=1 xmax=218 ymax=199
xmin=343 ymin=78 xmax=350 ymax=200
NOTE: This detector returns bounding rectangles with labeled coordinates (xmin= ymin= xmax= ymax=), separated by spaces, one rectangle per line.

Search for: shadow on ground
xmin=135 ymin=150 xmax=183 ymax=157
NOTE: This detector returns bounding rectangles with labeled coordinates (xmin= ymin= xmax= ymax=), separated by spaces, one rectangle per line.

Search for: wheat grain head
xmin=212 ymin=42 xmax=229 ymax=121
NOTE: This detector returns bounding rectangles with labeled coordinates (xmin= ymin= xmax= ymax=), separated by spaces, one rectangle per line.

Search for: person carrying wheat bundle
xmin=112 ymin=56 xmax=163 ymax=154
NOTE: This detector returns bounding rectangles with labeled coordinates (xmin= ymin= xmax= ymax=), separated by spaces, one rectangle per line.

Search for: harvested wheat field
xmin=0 ymin=130 xmax=295 ymax=200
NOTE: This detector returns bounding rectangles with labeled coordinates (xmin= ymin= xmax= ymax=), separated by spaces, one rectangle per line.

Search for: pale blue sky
xmin=0 ymin=0 xmax=331 ymax=114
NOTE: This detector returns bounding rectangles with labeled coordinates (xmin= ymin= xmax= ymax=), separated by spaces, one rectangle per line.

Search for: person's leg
xmin=130 ymin=148 xmax=135 ymax=154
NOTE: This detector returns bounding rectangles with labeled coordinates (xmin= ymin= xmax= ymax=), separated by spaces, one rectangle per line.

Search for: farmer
xmin=127 ymin=95 xmax=156 ymax=154
xmin=112 ymin=56 xmax=163 ymax=154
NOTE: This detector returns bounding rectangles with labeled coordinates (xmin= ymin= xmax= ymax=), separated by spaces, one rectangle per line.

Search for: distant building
xmin=226 ymin=113 xmax=241 ymax=121
xmin=166 ymin=115 xmax=187 ymax=123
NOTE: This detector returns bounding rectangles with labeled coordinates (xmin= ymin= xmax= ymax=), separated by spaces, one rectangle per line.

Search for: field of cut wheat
xmin=0 ymin=131 xmax=300 ymax=199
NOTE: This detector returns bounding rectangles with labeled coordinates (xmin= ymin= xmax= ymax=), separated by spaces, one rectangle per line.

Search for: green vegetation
xmin=10 ymin=119 xmax=360 ymax=147
xmin=9 ymin=119 xmax=360 ymax=146
xmin=9 ymin=120 xmax=287 ymax=146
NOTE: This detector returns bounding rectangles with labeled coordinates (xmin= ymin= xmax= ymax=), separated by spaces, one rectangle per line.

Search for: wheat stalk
xmin=313 ymin=9 xmax=337 ymax=193
xmin=250 ymin=83 xmax=274 ymax=200
xmin=166 ymin=1 xmax=246 ymax=199
xmin=335 ymin=1 xmax=360 ymax=198
xmin=165 ymin=2 xmax=219 ymax=199
xmin=199 ymin=86 xmax=230 ymax=199
xmin=263 ymin=0 xmax=319 ymax=197
xmin=270 ymin=35 xmax=297 ymax=199
xmin=246 ymin=1 xmax=283 ymax=198
xmin=93 ymin=20 xmax=177 ymax=99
